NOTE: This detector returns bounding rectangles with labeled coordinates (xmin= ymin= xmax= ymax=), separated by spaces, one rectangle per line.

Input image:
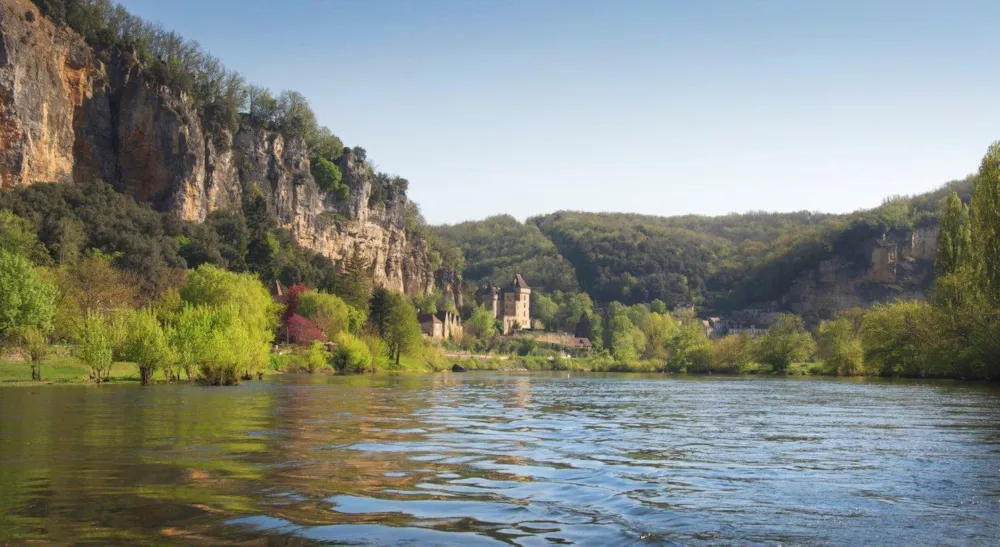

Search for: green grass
xmin=394 ymin=354 xmax=445 ymax=373
xmin=0 ymin=356 xmax=140 ymax=384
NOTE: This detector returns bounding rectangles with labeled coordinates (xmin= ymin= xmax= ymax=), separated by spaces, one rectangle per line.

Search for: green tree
xmin=368 ymin=287 xmax=394 ymax=336
xmin=311 ymin=157 xmax=347 ymax=198
xmin=412 ymin=290 xmax=439 ymax=315
xmin=307 ymin=126 xmax=344 ymax=162
xmin=242 ymin=186 xmax=278 ymax=279
xmin=362 ymin=333 xmax=390 ymax=371
xmin=298 ymin=290 xmax=356 ymax=338
xmin=859 ymin=301 xmax=935 ymax=377
xmin=0 ymin=251 xmax=57 ymax=365
xmin=530 ymin=292 xmax=559 ymax=330
xmin=709 ymin=334 xmax=751 ymax=373
xmin=816 ymin=317 xmax=865 ymax=376
xmin=753 ymin=314 xmax=815 ymax=373
xmin=14 ymin=326 xmax=50 ymax=381
xmin=335 ymin=252 xmax=374 ymax=311
xmin=574 ymin=312 xmax=603 ymax=351
xmin=668 ymin=319 xmax=711 ymax=372
xmin=386 ymin=295 xmax=422 ymax=365
xmin=276 ymin=90 xmax=317 ymax=139
xmin=51 ymin=250 xmax=140 ymax=341
xmin=180 ymin=264 xmax=280 ymax=339
xmin=120 ymin=308 xmax=174 ymax=385
xmin=467 ymin=305 xmax=497 ymax=341
xmin=0 ymin=211 xmax=48 ymax=264
xmin=169 ymin=304 xmax=215 ymax=381
xmin=971 ymin=141 xmax=1000 ymax=305
xmin=554 ymin=292 xmax=594 ymax=332
xmin=605 ymin=302 xmax=645 ymax=363
xmin=76 ymin=311 xmax=115 ymax=383
xmin=650 ymin=299 xmax=667 ymax=314
xmin=936 ymin=192 xmax=972 ymax=278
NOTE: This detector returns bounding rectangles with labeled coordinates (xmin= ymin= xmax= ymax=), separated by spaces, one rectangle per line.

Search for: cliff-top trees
xmin=308 ymin=126 xmax=348 ymax=199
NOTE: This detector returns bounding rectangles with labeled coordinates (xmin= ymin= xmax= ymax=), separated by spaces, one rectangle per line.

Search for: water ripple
xmin=2 ymin=374 xmax=999 ymax=545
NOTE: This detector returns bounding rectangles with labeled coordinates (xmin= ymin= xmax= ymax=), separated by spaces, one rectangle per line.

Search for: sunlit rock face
xmin=0 ymin=0 xmax=433 ymax=294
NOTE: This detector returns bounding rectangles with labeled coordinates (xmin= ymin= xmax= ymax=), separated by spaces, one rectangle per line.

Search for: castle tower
xmin=501 ymin=274 xmax=531 ymax=334
xmin=475 ymin=282 xmax=500 ymax=318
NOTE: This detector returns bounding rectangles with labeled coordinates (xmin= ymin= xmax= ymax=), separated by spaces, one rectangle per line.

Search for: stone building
xmin=418 ymin=313 xmax=443 ymax=339
xmin=418 ymin=311 xmax=463 ymax=342
xmin=475 ymin=274 xmax=532 ymax=335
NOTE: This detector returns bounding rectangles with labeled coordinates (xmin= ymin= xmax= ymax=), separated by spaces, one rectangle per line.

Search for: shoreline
xmin=3 ymin=357 xmax=993 ymax=386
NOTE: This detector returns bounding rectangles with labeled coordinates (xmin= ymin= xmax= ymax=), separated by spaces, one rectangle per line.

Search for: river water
xmin=1 ymin=373 xmax=998 ymax=545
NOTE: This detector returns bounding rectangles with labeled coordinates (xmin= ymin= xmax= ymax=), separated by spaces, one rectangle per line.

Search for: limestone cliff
xmin=781 ymin=225 xmax=939 ymax=321
xmin=0 ymin=0 xmax=433 ymax=294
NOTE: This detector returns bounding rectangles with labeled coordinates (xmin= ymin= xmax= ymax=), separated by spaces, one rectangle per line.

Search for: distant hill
xmin=432 ymin=176 xmax=975 ymax=319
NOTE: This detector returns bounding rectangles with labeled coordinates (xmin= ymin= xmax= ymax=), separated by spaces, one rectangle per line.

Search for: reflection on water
xmin=1 ymin=374 xmax=999 ymax=545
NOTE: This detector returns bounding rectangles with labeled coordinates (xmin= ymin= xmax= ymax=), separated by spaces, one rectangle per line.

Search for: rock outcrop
xmin=781 ymin=225 xmax=938 ymax=321
xmin=0 ymin=0 xmax=433 ymax=294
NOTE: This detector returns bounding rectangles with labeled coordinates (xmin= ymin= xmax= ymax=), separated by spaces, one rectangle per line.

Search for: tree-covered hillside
xmin=433 ymin=215 xmax=578 ymax=293
xmin=433 ymin=176 xmax=975 ymax=311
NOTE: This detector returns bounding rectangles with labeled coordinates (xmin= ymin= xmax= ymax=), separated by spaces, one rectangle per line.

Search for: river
xmin=1 ymin=373 xmax=998 ymax=545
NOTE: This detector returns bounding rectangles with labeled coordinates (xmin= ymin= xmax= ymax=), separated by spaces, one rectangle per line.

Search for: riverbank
xmin=0 ymin=352 xmax=980 ymax=386
xmin=0 ymin=350 xmax=443 ymax=385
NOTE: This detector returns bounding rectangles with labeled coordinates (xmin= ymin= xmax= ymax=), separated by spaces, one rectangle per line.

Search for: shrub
xmin=332 ymin=332 xmax=373 ymax=374
xmin=306 ymin=341 xmax=328 ymax=373
xmin=287 ymin=314 xmax=324 ymax=345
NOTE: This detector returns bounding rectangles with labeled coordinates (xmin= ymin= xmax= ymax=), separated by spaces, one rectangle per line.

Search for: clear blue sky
xmin=121 ymin=0 xmax=1000 ymax=225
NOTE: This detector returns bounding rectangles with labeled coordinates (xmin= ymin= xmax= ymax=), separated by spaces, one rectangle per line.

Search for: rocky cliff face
xmin=0 ymin=0 xmax=433 ymax=294
xmin=781 ymin=225 xmax=939 ymax=321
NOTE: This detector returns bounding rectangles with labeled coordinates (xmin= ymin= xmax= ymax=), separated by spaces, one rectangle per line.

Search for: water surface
xmin=1 ymin=373 xmax=999 ymax=545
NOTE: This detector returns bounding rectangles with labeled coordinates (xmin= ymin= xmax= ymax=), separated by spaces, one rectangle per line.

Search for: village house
xmin=709 ymin=305 xmax=780 ymax=339
xmin=475 ymin=274 xmax=532 ymax=335
xmin=419 ymin=311 xmax=463 ymax=342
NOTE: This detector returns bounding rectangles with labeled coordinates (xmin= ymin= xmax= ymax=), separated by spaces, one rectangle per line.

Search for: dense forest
xmin=433 ymin=177 xmax=975 ymax=312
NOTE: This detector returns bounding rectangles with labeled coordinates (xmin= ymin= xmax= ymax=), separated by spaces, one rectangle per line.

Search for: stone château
xmin=476 ymin=274 xmax=532 ymax=335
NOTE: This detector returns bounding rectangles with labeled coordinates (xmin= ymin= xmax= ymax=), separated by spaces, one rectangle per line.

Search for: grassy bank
xmin=1 ymin=356 xmax=138 ymax=384
xmin=0 ymin=349 xmax=905 ymax=386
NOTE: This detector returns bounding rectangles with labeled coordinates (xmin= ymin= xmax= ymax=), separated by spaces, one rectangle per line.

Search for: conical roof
xmin=510 ymin=274 xmax=529 ymax=289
